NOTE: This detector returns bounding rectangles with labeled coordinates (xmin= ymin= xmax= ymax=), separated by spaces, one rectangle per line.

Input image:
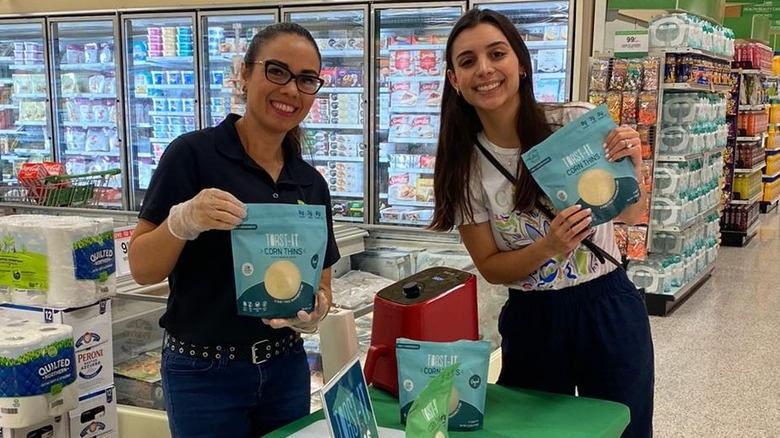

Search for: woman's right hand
xmin=167 ymin=188 xmax=247 ymax=240
xmin=540 ymin=204 xmax=593 ymax=256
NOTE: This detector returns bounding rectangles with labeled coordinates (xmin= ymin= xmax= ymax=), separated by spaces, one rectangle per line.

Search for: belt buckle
xmin=251 ymin=339 xmax=272 ymax=364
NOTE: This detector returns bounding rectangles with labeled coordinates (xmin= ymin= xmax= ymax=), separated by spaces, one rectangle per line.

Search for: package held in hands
xmin=397 ymin=338 xmax=491 ymax=431
xmin=231 ymin=203 xmax=327 ymax=318
xmin=521 ymin=104 xmax=640 ymax=226
xmin=0 ymin=215 xmax=116 ymax=308
xmin=0 ymin=319 xmax=78 ymax=428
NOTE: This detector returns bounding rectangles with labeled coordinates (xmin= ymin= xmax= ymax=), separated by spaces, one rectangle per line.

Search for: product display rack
xmin=589 ymin=45 xmax=730 ymax=316
xmin=721 ymin=63 xmax=768 ymax=247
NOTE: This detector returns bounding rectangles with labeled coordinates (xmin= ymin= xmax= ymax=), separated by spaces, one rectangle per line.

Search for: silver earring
xmin=519 ymin=72 xmax=527 ymax=80
xmin=455 ymin=88 xmax=461 ymax=96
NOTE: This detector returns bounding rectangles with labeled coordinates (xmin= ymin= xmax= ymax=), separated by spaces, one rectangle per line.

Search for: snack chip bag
xmin=521 ymin=104 xmax=640 ymax=226
xmin=231 ymin=203 xmax=327 ymax=318
xmin=405 ymin=363 xmax=459 ymax=438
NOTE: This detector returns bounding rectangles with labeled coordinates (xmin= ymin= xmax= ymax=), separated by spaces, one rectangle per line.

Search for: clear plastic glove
xmin=262 ymin=290 xmax=330 ymax=334
xmin=167 ymin=188 xmax=247 ymax=240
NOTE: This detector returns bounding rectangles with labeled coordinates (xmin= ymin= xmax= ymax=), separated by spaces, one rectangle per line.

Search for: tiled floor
xmin=651 ymin=208 xmax=779 ymax=437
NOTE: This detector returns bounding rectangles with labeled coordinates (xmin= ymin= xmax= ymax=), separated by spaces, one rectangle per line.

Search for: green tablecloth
xmin=266 ymin=384 xmax=629 ymax=437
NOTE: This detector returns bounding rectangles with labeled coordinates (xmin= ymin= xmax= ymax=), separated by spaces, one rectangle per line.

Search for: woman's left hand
xmin=604 ymin=126 xmax=642 ymax=170
xmin=262 ymin=290 xmax=330 ymax=334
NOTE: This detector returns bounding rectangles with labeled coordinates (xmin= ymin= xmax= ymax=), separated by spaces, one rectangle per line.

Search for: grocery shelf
xmin=660 ymin=47 xmax=732 ymax=62
xmin=387 ymin=76 xmax=444 ymax=83
xmin=148 ymin=111 xmax=194 ymax=117
xmin=62 ymin=121 xmax=117 ymax=128
xmin=662 ymin=82 xmax=731 ymax=93
xmin=12 ymin=93 xmax=47 ymax=99
xmin=61 ymin=93 xmax=117 ymax=99
xmin=764 ymin=168 xmax=780 ymax=180
xmin=147 ymin=84 xmax=194 ymax=90
xmin=524 ymin=40 xmax=568 ymax=49
xmin=149 ymin=137 xmax=175 ymax=144
xmin=333 ymin=216 xmax=364 ymax=223
xmin=760 ymin=195 xmax=779 ymax=214
xmin=379 ymin=217 xmax=432 ymax=226
xmin=330 ymin=191 xmax=362 ymax=198
xmin=135 ymin=57 xmax=194 ymax=66
xmin=389 ymin=199 xmax=434 ymax=208
xmin=652 ymin=202 xmax=720 ymax=233
xmin=388 ymin=167 xmax=434 ymax=175
xmin=721 ymin=219 xmax=761 ymax=247
xmin=733 ymin=162 xmax=766 ymax=174
xmin=60 ymin=63 xmax=116 ymax=71
xmin=9 ymin=64 xmax=46 ymax=71
xmin=535 ymin=72 xmax=566 ymax=80
xmin=319 ymin=87 xmax=365 ymax=94
xmin=655 ymin=152 xmax=703 ymax=162
xmin=0 ymin=79 xmax=13 ymax=85
xmin=0 ymin=104 xmax=15 ymax=110
xmin=308 ymin=155 xmax=363 ymax=163
xmin=15 ymin=120 xmax=46 ymax=126
xmin=730 ymin=192 xmax=762 ymax=205
xmin=388 ymin=137 xmax=437 ymax=144
xmin=386 ymin=43 xmax=446 ymax=51
xmin=391 ymin=107 xmax=440 ymax=114
xmin=305 ymin=123 xmax=362 ymax=130
xmin=766 ymin=146 xmax=780 ymax=153
xmin=739 ymin=104 xmax=768 ymax=111
xmin=0 ymin=129 xmax=22 ymax=135
xmin=644 ymin=262 xmax=716 ymax=316
xmin=64 ymin=150 xmax=120 ymax=157
xmin=12 ymin=148 xmax=50 ymax=155
xmin=321 ymin=49 xmax=363 ymax=58
xmin=737 ymin=135 xmax=765 ymax=142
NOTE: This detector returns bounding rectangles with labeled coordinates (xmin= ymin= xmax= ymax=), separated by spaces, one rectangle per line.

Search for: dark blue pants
xmin=161 ymin=340 xmax=311 ymax=438
xmin=498 ymin=269 xmax=654 ymax=438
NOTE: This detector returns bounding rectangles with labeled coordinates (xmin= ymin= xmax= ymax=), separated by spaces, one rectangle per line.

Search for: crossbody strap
xmin=474 ymin=139 xmax=623 ymax=270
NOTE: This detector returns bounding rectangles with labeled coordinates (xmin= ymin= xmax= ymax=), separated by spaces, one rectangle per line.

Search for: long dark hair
xmin=244 ymin=22 xmax=321 ymax=160
xmin=429 ymin=8 xmax=554 ymax=231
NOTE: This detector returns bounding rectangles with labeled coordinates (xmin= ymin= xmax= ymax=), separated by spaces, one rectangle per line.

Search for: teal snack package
xmin=521 ymin=103 xmax=640 ymax=226
xmin=405 ymin=363 xmax=458 ymax=438
xmin=231 ymin=203 xmax=327 ymax=318
xmin=397 ymin=339 xmax=491 ymax=431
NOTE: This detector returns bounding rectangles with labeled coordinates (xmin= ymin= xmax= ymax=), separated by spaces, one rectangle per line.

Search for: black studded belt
xmin=164 ymin=333 xmax=301 ymax=364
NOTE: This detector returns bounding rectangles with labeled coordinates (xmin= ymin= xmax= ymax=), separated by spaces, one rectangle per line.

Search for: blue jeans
xmin=161 ymin=340 xmax=311 ymax=438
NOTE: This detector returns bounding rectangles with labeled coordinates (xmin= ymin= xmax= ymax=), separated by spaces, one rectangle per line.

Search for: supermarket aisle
xmin=651 ymin=210 xmax=780 ymax=438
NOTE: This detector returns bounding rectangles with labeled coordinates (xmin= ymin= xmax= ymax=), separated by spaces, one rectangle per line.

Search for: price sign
xmin=614 ymin=30 xmax=649 ymax=57
xmin=114 ymin=225 xmax=135 ymax=278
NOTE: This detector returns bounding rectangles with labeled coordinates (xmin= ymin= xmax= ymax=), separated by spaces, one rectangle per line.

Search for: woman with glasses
xmin=430 ymin=9 xmax=653 ymax=438
xmin=128 ymin=22 xmax=339 ymax=438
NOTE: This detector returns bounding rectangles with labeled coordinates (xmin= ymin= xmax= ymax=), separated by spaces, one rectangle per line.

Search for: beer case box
xmin=0 ymin=300 xmax=112 ymax=353
xmin=77 ymin=340 xmax=115 ymax=395
xmin=0 ymin=415 xmax=69 ymax=438
xmin=70 ymin=386 xmax=118 ymax=438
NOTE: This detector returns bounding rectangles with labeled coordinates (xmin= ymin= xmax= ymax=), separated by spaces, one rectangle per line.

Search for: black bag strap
xmin=474 ymin=138 xmax=623 ymax=270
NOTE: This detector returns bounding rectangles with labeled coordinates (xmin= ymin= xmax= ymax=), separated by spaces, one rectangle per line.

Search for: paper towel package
xmin=69 ymin=386 xmax=118 ymax=438
xmin=0 ymin=321 xmax=79 ymax=428
xmin=0 ymin=215 xmax=116 ymax=308
xmin=0 ymin=415 xmax=69 ymax=438
xmin=0 ymin=300 xmax=112 ymax=353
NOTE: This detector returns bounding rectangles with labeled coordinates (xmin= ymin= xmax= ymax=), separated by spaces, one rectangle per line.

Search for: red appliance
xmin=363 ymin=266 xmax=479 ymax=397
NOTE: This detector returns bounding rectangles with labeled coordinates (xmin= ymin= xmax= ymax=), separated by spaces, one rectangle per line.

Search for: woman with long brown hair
xmin=431 ymin=9 xmax=653 ymax=437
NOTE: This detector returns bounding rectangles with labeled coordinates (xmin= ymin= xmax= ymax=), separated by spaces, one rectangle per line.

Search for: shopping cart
xmin=0 ymin=169 xmax=121 ymax=208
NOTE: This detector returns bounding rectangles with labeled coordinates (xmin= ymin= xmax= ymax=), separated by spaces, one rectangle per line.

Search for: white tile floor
xmin=651 ymin=208 xmax=780 ymax=437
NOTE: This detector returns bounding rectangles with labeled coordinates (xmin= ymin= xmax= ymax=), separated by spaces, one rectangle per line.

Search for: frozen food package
xmin=627 ymin=225 xmax=648 ymax=260
xmin=61 ymin=73 xmax=78 ymax=94
xmin=104 ymin=76 xmax=116 ymax=95
xmin=588 ymin=91 xmax=607 ymax=106
xmin=231 ymin=203 xmax=328 ymax=319
xmin=521 ymin=104 xmax=640 ymax=226
xmin=89 ymin=75 xmax=106 ymax=94
xmin=390 ymin=81 xmax=419 ymax=107
xmin=589 ymin=59 xmax=610 ymax=91
xmin=636 ymin=125 xmax=653 ymax=160
xmin=85 ymin=128 xmax=109 ymax=152
xmin=65 ymin=44 xmax=83 ymax=64
xmin=83 ymin=43 xmax=99 ymax=64
xmin=99 ymin=42 xmax=114 ymax=63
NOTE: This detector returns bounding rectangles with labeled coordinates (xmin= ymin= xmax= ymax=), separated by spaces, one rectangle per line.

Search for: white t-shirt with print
xmin=457 ymin=102 xmax=620 ymax=291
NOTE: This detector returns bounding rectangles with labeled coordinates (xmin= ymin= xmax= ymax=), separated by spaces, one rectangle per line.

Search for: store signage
xmin=614 ymin=30 xmax=649 ymax=57
xmin=113 ymin=225 xmax=134 ymax=278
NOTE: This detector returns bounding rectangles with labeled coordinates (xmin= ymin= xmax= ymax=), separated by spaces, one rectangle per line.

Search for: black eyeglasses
xmin=247 ymin=60 xmax=324 ymax=95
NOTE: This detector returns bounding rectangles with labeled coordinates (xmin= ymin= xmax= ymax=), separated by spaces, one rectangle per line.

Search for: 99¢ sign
xmin=114 ymin=225 xmax=135 ymax=277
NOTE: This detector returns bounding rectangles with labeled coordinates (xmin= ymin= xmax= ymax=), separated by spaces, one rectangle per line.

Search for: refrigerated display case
xmin=49 ymin=17 xmax=125 ymax=208
xmin=373 ymin=3 xmax=465 ymax=227
xmin=198 ymin=10 xmax=277 ymax=128
xmin=123 ymin=13 xmax=198 ymax=210
xmin=0 ymin=20 xmax=53 ymax=183
xmin=283 ymin=7 xmax=369 ymax=223
xmin=474 ymin=1 xmax=572 ymax=103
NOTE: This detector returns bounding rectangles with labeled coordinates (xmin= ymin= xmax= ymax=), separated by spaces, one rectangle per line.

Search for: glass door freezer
xmin=0 ymin=19 xmax=54 ymax=184
xmin=49 ymin=16 xmax=125 ymax=209
xmin=372 ymin=3 xmax=465 ymax=227
xmin=473 ymin=1 xmax=573 ymax=103
xmin=123 ymin=13 xmax=198 ymax=210
xmin=282 ymin=6 xmax=369 ymax=224
xmin=198 ymin=10 xmax=277 ymax=128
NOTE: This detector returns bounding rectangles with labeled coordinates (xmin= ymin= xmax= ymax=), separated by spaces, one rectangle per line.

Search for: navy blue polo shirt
xmin=139 ymin=114 xmax=341 ymax=346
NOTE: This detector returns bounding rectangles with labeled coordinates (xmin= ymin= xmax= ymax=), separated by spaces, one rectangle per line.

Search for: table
xmin=266 ymin=384 xmax=630 ymax=437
